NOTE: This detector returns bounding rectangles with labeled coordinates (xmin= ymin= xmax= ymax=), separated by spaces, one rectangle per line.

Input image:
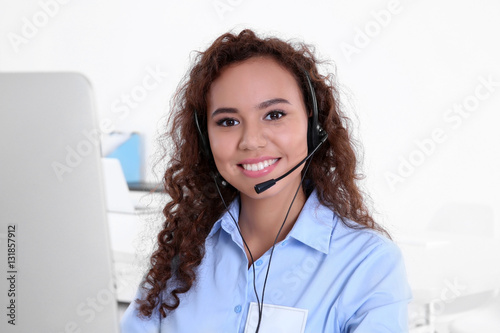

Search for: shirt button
xmin=281 ymin=240 xmax=288 ymax=246
xmin=234 ymin=305 xmax=242 ymax=313
xmin=255 ymin=259 xmax=263 ymax=266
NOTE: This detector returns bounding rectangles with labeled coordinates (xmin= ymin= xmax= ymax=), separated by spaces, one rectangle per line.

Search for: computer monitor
xmin=0 ymin=73 xmax=119 ymax=332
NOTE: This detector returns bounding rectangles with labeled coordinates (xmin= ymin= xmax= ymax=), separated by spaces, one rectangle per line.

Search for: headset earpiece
xmin=303 ymin=70 xmax=327 ymax=153
xmin=194 ymin=110 xmax=230 ymax=187
xmin=194 ymin=109 xmax=211 ymax=159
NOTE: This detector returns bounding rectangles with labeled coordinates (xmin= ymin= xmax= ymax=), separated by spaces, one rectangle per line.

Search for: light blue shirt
xmin=121 ymin=190 xmax=412 ymax=332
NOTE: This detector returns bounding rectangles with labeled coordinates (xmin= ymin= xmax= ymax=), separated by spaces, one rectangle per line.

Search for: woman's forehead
xmin=207 ymin=57 xmax=304 ymax=112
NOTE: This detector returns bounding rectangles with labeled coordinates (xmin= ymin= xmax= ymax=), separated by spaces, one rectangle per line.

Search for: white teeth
xmin=242 ymin=159 xmax=278 ymax=171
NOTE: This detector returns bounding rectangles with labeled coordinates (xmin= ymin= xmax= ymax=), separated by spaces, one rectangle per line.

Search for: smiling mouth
xmin=240 ymin=158 xmax=279 ymax=172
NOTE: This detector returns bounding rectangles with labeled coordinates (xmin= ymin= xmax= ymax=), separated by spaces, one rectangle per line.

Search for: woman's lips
xmin=238 ymin=158 xmax=279 ymax=178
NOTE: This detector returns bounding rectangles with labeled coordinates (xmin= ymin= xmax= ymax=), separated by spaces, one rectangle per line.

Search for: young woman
xmin=121 ymin=29 xmax=411 ymax=332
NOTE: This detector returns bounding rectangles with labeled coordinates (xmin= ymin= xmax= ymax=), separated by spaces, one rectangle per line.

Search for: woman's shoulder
xmin=289 ymin=191 xmax=402 ymax=273
xmin=301 ymin=190 xmax=397 ymax=254
xmin=331 ymin=214 xmax=397 ymax=254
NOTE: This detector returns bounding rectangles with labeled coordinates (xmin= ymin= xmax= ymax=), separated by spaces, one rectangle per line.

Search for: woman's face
xmin=207 ymin=57 xmax=309 ymax=200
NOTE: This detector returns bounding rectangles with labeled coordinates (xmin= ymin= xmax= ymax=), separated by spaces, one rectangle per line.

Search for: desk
xmin=399 ymin=232 xmax=500 ymax=330
xmin=107 ymin=191 xmax=165 ymax=303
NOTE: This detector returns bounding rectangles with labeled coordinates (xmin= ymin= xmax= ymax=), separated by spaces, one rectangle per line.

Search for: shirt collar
xmin=287 ymin=189 xmax=336 ymax=254
xmin=207 ymin=197 xmax=240 ymax=239
xmin=207 ymin=190 xmax=336 ymax=254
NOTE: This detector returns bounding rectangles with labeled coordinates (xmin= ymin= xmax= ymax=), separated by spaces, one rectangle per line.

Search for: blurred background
xmin=1 ymin=0 xmax=499 ymax=332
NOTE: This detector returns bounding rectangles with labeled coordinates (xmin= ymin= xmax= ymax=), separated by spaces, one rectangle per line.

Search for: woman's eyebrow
xmin=211 ymin=107 xmax=237 ymax=118
xmin=257 ymin=98 xmax=291 ymax=110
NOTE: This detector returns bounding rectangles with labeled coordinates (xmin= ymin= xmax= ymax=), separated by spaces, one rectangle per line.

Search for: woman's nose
xmin=238 ymin=122 xmax=267 ymax=151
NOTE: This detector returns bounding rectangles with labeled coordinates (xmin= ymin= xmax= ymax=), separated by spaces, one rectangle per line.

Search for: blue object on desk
xmin=107 ymin=133 xmax=142 ymax=183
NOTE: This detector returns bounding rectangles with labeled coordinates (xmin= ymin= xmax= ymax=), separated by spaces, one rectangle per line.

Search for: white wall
xmin=1 ymin=0 xmax=499 ymax=237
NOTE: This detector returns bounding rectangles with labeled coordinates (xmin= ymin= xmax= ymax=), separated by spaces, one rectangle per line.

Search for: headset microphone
xmin=254 ymin=133 xmax=327 ymax=193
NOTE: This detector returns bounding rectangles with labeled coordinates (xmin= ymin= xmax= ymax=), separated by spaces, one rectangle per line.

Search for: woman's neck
xmin=238 ymin=187 xmax=307 ymax=263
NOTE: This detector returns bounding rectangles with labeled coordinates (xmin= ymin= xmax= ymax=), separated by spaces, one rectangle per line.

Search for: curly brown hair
xmin=137 ymin=29 xmax=388 ymax=318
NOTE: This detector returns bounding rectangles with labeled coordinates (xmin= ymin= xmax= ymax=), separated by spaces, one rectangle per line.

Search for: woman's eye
xmin=265 ymin=110 xmax=285 ymax=121
xmin=216 ymin=118 xmax=239 ymax=127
